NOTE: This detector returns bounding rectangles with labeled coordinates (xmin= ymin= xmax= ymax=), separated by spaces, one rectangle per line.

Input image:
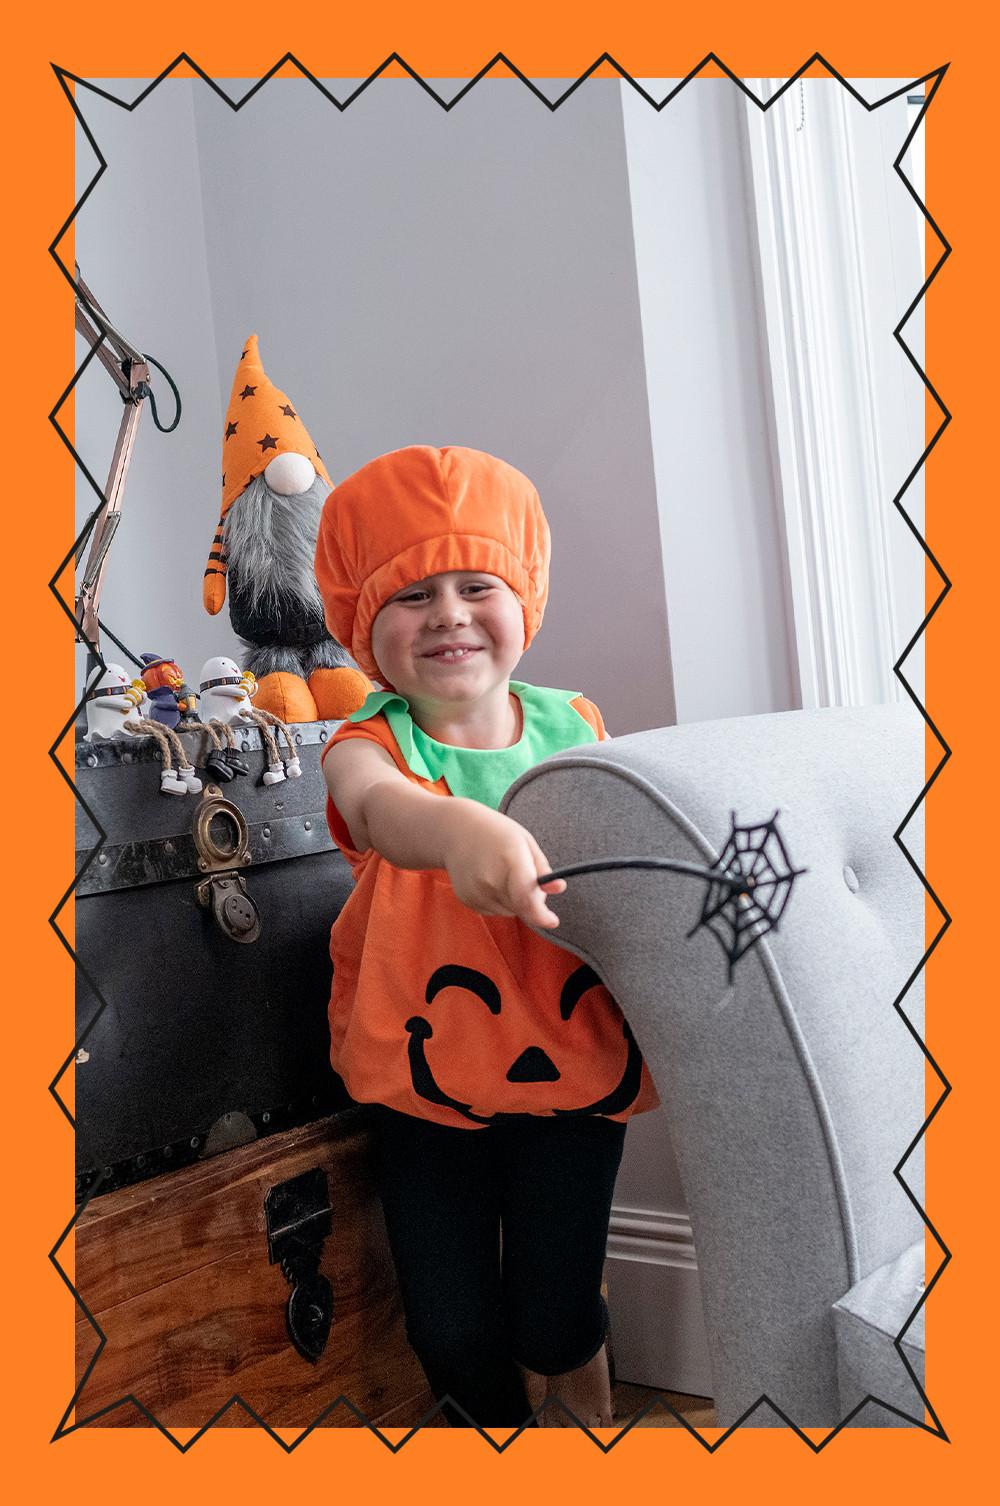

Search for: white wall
xmin=743 ymin=79 xmax=927 ymax=713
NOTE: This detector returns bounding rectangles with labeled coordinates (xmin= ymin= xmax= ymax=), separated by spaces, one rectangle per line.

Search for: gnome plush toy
xmin=203 ymin=335 xmax=371 ymax=722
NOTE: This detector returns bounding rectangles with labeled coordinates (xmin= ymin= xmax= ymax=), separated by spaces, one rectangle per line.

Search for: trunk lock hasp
xmin=192 ymin=785 xmax=261 ymax=944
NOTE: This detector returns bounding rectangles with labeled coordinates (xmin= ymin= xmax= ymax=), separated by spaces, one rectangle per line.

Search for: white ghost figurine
xmin=85 ymin=663 xmax=145 ymax=742
xmin=198 ymin=656 xmax=256 ymax=725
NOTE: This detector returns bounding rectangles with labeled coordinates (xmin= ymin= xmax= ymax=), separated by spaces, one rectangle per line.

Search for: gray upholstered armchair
xmin=503 ymin=702 xmax=926 ymax=1428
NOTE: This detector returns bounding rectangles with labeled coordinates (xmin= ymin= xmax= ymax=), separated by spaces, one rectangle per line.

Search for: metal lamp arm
xmin=73 ymin=266 xmax=151 ymax=649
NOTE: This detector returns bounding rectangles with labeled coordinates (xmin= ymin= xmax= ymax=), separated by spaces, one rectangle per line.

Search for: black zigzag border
xmin=47 ymin=51 xmax=951 ymax=1451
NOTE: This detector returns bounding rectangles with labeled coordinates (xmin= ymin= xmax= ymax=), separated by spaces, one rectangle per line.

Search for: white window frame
xmin=742 ymin=78 xmax=925 ymax=709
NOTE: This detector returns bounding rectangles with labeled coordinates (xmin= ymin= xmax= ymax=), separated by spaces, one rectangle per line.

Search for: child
xmin=315 ymin=445 xmax=659 ymax=1428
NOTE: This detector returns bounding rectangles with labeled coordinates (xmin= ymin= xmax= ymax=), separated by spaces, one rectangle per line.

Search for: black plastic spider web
xmin=540 ymin=809 xmax=806 ymax=981
xmin=689 ymin=810 xmax=805 ymax=980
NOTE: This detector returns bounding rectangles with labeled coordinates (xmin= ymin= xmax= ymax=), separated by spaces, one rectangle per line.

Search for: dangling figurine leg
xmin=257 ymin=719 xmax=286 ymax=785
xmin=207 ymin=717 xmax=250 ymax=778
xmin=252 ymin=708 xmax=301 ymax=778
xmin=124 ymin=719 xmax=189 ymax=796
xmin=162 ymin=726 xmax=203 ymax=793
xmin=185 ymin=720 xmax=236 ymax=783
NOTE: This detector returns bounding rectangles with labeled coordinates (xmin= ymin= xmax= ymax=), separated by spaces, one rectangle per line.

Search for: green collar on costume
xmin=347 ymin=680 xmax=598 ymax=810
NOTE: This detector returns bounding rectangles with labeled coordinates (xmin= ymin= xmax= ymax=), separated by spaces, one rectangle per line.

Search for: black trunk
xmin=74 ymin=720 xmax=354 ymax=1201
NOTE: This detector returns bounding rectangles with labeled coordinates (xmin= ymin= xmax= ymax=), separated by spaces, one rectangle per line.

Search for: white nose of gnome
xmin=264 ymin=452 xmax=316 ymax=496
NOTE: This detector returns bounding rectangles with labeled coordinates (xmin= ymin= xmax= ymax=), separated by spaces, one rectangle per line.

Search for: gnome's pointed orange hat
xmin=203 ymin=334 xmax=332 ymax=614
xmin=314 ymin=445 xmax=550 ymax=681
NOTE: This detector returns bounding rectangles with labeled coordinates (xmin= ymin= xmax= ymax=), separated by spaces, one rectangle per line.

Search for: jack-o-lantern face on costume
xmin=405 ymin=964 xmax=643 ymax=1125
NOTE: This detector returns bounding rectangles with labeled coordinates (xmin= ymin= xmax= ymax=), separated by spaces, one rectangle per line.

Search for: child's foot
xmin=517 ymin=1363 xmax=548 ymax=1415
xmin=542 ymin=1344 xmax=614 ymax=1428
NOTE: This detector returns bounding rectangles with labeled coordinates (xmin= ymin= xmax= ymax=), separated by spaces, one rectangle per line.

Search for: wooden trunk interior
xmin=74 ymin=1110 xmax=442 ymax=1428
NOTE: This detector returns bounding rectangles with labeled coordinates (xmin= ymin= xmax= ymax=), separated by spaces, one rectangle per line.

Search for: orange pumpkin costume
xmin=315 ymin=445 xmax=659 ymax=1129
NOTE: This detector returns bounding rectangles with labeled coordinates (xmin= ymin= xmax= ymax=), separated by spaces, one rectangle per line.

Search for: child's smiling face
xmin=371 ymin=570 xmax=525 ymax=703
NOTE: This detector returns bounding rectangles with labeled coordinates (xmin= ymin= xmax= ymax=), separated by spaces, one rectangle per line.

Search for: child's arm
xmin=324 ymin=738 xmax=566 ymax=930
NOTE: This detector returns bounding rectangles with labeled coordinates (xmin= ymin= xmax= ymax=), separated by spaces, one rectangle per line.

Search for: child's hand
xmin=441 ymin=802 xmax=567 ymax=929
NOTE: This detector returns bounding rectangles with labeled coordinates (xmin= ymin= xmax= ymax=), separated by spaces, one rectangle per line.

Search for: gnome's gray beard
xmin=223 ymin=471 xmax=330 ymax=614
xmin=223 ymin=470 xmax=358 ymax=680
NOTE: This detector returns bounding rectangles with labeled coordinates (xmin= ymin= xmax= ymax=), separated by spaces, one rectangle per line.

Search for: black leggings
xmin=371 ymin=1106 xmax=628 ymax=1428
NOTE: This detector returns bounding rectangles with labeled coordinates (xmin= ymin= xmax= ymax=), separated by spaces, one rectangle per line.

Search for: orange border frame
xmin=4 ymin=0 xmax=986 ymax=1497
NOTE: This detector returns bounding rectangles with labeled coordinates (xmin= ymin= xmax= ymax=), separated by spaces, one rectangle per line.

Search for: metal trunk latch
xmin=265 ymin=1167 xmax=334 ymax=1363
xmin=192 ymin=785 xmax=261 ymax=943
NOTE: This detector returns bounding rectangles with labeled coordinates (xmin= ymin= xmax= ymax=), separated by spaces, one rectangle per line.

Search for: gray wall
xmin=76 ymin=78 xmax=676 ymax=734
xmin=75 ymin=80 xmax=231 ymax=687
xmin=622 ymin=81 xmax=797 ymax=723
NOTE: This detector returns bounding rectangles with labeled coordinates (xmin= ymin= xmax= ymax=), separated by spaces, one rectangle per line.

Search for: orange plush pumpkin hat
xmin=314 ymin=445 xmax=550 ymax=681
xmin=204 ymin=335 xmax=332 ymax=614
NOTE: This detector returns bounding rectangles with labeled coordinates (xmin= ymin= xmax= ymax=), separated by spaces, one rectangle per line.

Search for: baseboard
xmin=606 ymin=1204 xmax=714 ymax=1397
xmin=608 ymin=1205 xmax=698 ymax=1268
